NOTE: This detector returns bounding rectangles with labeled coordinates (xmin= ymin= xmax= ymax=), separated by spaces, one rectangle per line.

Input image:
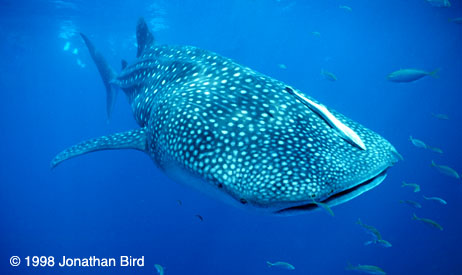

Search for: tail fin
xmin=266 ymin=261 xmax=273 ymax=267
xmin=429 ymin=68 xmax=440 ymax=78
xmin=412 ymin=213 xmax=418 ymax=220
xmin=80 ymin=33 xmax=117 ymax=119
xmin=431 ymin=160 xmax=436 ymax=167
xmin=356 ymin=218 xmax=362 ymax=225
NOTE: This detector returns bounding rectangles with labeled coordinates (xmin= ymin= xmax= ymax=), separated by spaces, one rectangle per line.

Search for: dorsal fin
xmin=121 ymin=59 xmax=128 ymax=70
xmin=136 ymin=17 xmax=154 ymax=58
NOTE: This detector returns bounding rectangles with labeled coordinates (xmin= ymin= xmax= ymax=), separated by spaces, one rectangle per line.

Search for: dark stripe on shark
xmin=51 ymin=128 xmax=147 ymax=168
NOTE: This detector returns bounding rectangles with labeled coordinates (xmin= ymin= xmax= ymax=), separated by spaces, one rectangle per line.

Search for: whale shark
xmin=52 ymin=18 xmax=400 ymax=215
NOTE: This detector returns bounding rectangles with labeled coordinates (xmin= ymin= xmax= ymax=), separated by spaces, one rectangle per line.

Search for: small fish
xmin=313 ymin=200 xmax=335 ymax=217
xmin=321 ymin=69 xmax=337 ymax=81
xmin=267 ymin=261 xmax=295 ymax=270
xmin=339 ymin=5 xmax=352 ymax=12
xmin=278 ymin=64 xmax=287 ymax=69
xmin=364 ymin=239 xmax=392 ymax=248
xmin=376 ymin=239 xmax=392 ymax=248
xmin=387 ymin=68 xmax=439 ymax=83
xmin=431 ymin=113 xmax=449 ymax=120
xmin=311 ymin=31 xmax=321 ymax=37
xmin=356 ymin=219 xmax=382 ymax=240
xmin=177 ymin=200 xmax=182 ymax=206
xmin=412 ymin=213 xmax=443 ymax=231
xmin=423 ymin=195 xmax=447 ymax=205
xmin=346 ymin=262 xmax=386 ymax=274
xmin=63 ymin=41 xmax=70 ymax=51
xmin=154 ymin=264 xmax=164 ymax=275
xmin=195 ymin=214 xmax=204 ymax=221
xmin=427 ymin=145 xmax=443 ymax=154
xmin=431 ymin=160 xmax=460 ymax=179
xmin=426 ymin=0 xmax=451 ymax=8
xmin=401 ymin=181 xmax=420 ymax=192
xmin=400 ymin=200 xmax=422 ymax=209
xmin=449 ymin=18 xmax=462 ymax=24
xmin=76 ymin=58 xmax=86 ymax=68
xmin=409 ymin=136 xmax=427 ymax=149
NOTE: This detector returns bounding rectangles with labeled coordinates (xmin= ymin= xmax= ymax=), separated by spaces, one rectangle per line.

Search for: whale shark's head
xmin=263 ymin=112 xmax=401 ymax=215
xmin=211 ymin=100 xmax=402 ymax=215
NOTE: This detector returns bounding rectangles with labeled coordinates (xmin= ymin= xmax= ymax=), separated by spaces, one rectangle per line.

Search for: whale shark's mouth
xmin=275 ymin=169 xmax=388 ymax=215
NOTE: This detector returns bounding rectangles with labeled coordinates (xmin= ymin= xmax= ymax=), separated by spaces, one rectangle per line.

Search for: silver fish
xmin=427 ymin=0 xmax=451 ymax=7
xmin=364 ymin=239 xmax=392 ymax=248
xmin=346 ymin=262 xmax=386 ymax=274
xmin=401 ymin=181 xmax=420 ymax=192
xmin=400 ymin=200 xmax=422 ymax=209
xmin=409 ymin=136 xmax=427 ymax=149
xmin=321 ymin=69 xmax=338 ymax=81
xmin=339 ymin=5 xmax=353 ymax=12
xmin=427 ymin=145 xmax=443 ymax=154
xmin=356 ymin=219 xmax=382 ymax=240
xmin=431 ymin=113 xmax=449 ymax=120
xmin=357 ymin=219 xmax=391 ymax=248
xmin=449 ymin=18 xmax=462 ymax=24
xmin=154 ymin=264 xmax=164 ymax=275
xmin=423 ymin=195 xmax=447 ymax=205
xmin=412 ymin=213 xmax=443 ymax=231
xmin=267 ymin=261 xmax=295 ymax=270
xmin=431 ymin=160 xmax=460 ymax=180
xmin=387 ymin=69 xmax=439 ymax=83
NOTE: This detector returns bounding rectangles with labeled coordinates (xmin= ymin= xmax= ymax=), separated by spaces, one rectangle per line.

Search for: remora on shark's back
xmin=52 ymin=18 xmax=399 ymax=215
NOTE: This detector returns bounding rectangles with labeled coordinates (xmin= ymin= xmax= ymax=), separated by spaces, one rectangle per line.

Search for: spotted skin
xmin=52 ymin=19 xmax=399 ymax=214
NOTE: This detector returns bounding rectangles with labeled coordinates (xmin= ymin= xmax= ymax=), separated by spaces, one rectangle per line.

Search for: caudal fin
xmin=80 ymin=33 xmax=117 ymax=119
xmin=266 ymin=261 xmax=273 ymax=267
xmin=412 ymin=213 xmax=418 ymax=220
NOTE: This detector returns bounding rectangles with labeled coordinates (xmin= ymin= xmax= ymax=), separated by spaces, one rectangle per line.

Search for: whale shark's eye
xmin=239 ymin=198 xmax=248 ymax=204
xmin=217 ymin=183 xmax=223 ymax=189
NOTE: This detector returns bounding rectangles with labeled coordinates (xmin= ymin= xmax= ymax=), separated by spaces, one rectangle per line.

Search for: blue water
xmin=1 ymin=0 xmax=461 ymax=274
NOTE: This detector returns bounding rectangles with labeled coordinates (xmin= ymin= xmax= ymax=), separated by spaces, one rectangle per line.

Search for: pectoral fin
xmin=51 ymin=128 xmax=147 ymax=168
